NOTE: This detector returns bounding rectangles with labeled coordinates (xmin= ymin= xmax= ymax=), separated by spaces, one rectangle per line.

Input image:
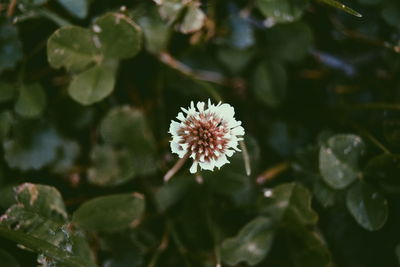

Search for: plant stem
xmin=164 ymin=153 xmax=190 ymax=182
xmin=7 ymin=0 xmax=17 ymax=17
xmin=36 ymin=8 xmax=71 ymax=27
xmin=353 ymin=123 xmax=391 ymax=154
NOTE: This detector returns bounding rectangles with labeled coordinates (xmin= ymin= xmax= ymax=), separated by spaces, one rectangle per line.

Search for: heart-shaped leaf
xmin=72 ymin=193 xmax=145 ymax=232
xmin=319 ymin=134 xmax=365 ymax=189
xmin=346 ymin=181 xmax=388 ymax=231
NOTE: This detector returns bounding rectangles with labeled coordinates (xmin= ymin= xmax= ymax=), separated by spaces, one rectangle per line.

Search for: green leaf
xmin=0 ymin=184 xmax=16 ymax=210
xmin=217 ymin=47 xmax=255 ymax=75
xmin=256 ymin=0 xmax=309 ymax=25
xmin=221 ymin=217 xmax=275 ymax=266
xmin=4 ymin=125 xmax=61 ymax=171
xmin=346 ymin=182 xmax=388 ymax=231
xmin=100 ymin=106 xmax=156 ymax=153
xmin=264 ymin=183 xmax=318 ymax=225
xmin=357 ymin=0 xmax=381 ymax=4
xmin=158 ymin=0 xmax=185 ymax=22
xmin=68 ymin=61 xmax=117 ymax=105
xmin=51 ymin=139 xmax=80 ymax=174
xmin=72 ymin=193 xmax=145 ymax=232
xmin=135 ymin=5 xmax=171 ymax=54
xmin=180 ymin=4 xmax=205 ymax=34
xmin=0 ymin=111 xmax=12 ymax=141
xmin=155 ymin=175 xmax=196 ymax=212
xmin=87 ymin=145 xmax=136 ymax=186
xmin=365 ymin=153 xmax=400 ymax=193
xmin=20 ymin=0 xmax=47 ymax=5
xmin=226 ymin=12 xmax=255 ymax=49
xmin=281 ymin=224 xmax=331 ymax=267
xmin=313 ymin=177 xmax=336 ymax=208
xmin=93 ymin=13 xmax=142 ymax=59
xmin=381 ymin=2 xmax=400 ymax=26
xmin=317 ymin=0 xmax=362 ymax=17
xmin=265 ymin=22 xmax=313 ymax=62
xmin=319 ymin=134 xmax=365 ymax=189
xmin=0 ymin=82 xmax=16 ymax=102
xmin=0 ymin=216 xmax=92 ymax=267
xmin=0 ymin=183 xmax=94 ymax=266
xmin=203 ymin=136 xmax=259 ymax=204
xmin=0 ymin=249 xmax=20 ymax=267
xmin=47 ymin=26 xmax=98 ymax=72
xmin=14 ymin=83 xmax=46 ymax=118
xmin=15 ymin=183 xmax=68 ymax=220
xmin=0 ymin=18 xmax=23 ymax=73
xmin=252 ymin=61 xmax=287 ymax=108
xmin=260 ymin=183 xmax=331 ymax=266
xmin=57 ymin=0 xmax=89 ymax=19
xmin=396 ymin=243 xmax=400 ymax=265
xmin=92 ymin=106 xmax=157 ymax=186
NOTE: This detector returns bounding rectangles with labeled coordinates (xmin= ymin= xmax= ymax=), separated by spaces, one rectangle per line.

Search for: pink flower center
xmin=178 ymin=112 xmax=229 ymax=162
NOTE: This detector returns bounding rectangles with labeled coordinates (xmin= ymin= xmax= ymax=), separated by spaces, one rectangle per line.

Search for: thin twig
xmin=330 ymin=16 xmax=400 ymax=53
xmin=256 ymin=162 xmax=290 ymax=185
xmin=148 ymin=229 xmax=169 ymax=267
xmin=36 ymin=8 xmax=71 ymax=27
xmin=352 ymin=103 xmax=400 ymax=111
xmin=167 ymin=220 xmax=192 ymax=267
xmin=352 ymin=123 xmax=391 ymax=154
xmin=7 ymin=0 xmax=17 ymax=17
xmin=158 ymin=52 xmax=226 ymax=85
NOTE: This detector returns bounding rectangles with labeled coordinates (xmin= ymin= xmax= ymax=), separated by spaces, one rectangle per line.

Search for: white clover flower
xmin=169 ymin=99 xmax=245 ymax=173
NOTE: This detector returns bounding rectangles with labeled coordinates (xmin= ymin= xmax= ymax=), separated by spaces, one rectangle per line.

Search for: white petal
xmin=170 ymin=141 xmax=181 ymax=155
xmin=218 ymin=103 xmax=235 ymax=119
xmin=227 ymin=139 xmax=239 ymax=151
xmin=215 ymin=154 xmax=229 ymax=168
xmin=172 ymin=135 xmax=182 ymax=143
xmin=231 ymin=126 xmax=245 ymax=136
xmin=197 ymin=101 xmax=205 ymax=112
xmin=178 ymin=150 xmax=187 ymax=158
xmin=228 ymin=119 xmax=241 ymax=129
xmin=199 ymin=160 xmax=215 ymax=171
xmin=169 ymin=121 xmax=181 ymax=135
xmin=223 ymin=133 xmax=231 ymax=139
xmin=181 ymin=143 xmax=188 ymax=150
xmin=190 ymin=161 xmax=198 ymax=173
xmin=177 ymin=112 xmax=186 ymax=121
xmin=225 ymin=149 xmax=235 ymax=157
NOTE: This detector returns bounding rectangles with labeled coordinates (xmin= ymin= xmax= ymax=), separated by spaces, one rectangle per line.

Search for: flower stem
xmin=164 ymin=153 xmax=190 ymax=182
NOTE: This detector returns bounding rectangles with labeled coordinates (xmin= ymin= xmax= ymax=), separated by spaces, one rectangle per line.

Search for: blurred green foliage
xmin=1 ymin=0 xmax=400 ymax=266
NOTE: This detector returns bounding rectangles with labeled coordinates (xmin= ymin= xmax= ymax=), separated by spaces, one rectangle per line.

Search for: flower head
xmin=169 ymin=100 xmax=245 ymax=173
